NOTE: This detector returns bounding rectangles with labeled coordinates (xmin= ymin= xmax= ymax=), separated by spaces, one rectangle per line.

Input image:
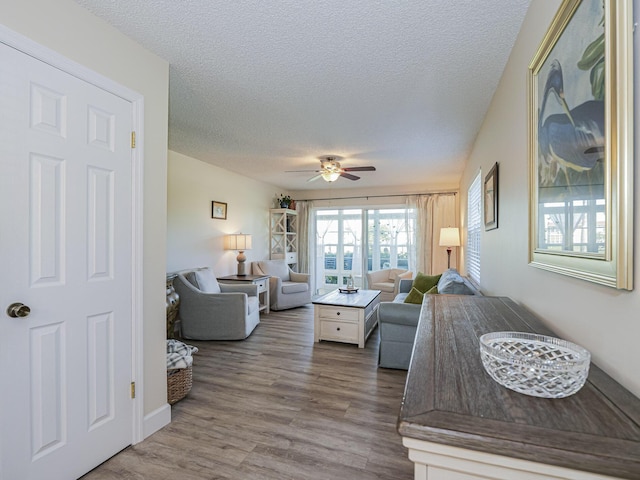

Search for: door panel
xmin=0 ymin=42 xmax=134 ymax=480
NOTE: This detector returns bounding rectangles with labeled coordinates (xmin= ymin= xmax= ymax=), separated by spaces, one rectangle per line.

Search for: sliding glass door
xmin=367 ymin=209 xmax=414 ymax=272
xmin=315 ymin=209 xmax=363 ymax=294
xmin=313 ymin=207 xmax=415 ymax=295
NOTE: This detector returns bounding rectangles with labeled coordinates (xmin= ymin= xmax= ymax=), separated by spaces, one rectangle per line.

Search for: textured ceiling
xmin=74 ymin=0 xmax=531 ymax=191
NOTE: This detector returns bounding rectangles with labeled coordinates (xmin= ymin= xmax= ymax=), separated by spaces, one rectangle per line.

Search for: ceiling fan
xmin=287 ymin=155 xmax=376 ymax=183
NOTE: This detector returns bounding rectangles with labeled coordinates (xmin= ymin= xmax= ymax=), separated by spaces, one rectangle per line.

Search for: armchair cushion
xmin=282 ymin=282 xmax=308 ymax=294
xmin=194 ymin=268 xmax=221 ymax=293
xmin=369 ymin=281 xmax=395 ymax=294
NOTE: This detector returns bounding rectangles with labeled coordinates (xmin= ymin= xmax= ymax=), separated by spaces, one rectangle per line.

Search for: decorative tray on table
xmin=339 ymin=287 xmax=359 ymax=294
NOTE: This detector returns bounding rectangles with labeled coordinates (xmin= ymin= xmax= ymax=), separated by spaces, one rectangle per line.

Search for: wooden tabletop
xmin=312 ymin=289 xmax=380 ymax=308
xmin=216 ymin=274 xmax=269 ymax=281
xmin=398 ymin=295 xmax=640 ymax=479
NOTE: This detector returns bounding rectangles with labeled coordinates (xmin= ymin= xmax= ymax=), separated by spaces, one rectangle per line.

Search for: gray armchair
xmin=173 ymin=267 xmax=260 ymax=340
xmin=251 ymin=260 xmax=311 ymax=311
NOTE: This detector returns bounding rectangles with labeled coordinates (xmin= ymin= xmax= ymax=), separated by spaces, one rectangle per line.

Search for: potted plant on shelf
xmin=279 ymin=194 xmax=292 ymax=209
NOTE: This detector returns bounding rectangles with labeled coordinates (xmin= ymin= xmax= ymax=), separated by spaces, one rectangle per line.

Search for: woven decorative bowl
xmin=479 ymin=332 xmax=591 ymax=399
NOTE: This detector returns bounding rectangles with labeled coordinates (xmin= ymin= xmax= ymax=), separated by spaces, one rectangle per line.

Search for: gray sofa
xmin=377 ymin=269 xmax=480 ymax=370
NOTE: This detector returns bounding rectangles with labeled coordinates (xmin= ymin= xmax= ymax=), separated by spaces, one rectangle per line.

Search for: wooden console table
xmin=398 ymin=295 xmax=640 ymax=480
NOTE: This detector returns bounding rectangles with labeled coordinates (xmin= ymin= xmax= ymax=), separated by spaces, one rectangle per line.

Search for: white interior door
xmin=0 ymin=42 xmax=134 ymax=480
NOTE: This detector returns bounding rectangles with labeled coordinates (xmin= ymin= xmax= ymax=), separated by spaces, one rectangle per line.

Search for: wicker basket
xmin=167 ymin=365 xmax=192 ymax=405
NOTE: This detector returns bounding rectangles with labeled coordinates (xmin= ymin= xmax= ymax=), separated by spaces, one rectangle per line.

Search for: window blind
xmin=467 ymin=172 xmax=482 ymax=283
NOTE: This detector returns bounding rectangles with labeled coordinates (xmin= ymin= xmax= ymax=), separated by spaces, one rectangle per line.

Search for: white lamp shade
xmin=439 ymin=227 xmax=460 ymax=247
xmin=224 ymin=233 xmax=252 ymax=251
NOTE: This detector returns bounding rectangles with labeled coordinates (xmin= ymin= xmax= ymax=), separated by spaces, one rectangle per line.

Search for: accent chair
xmin=366 ymin=268 xmax=413 ymax=302
xmin=173 ymin=267 xmax=260 ymax=340
xmin=251 ymin=260 xmax=311 ymax=311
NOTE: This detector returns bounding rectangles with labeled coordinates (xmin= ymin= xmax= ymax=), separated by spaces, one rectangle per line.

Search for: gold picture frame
xmin=211 ymin=201 xmax=227 ymax=220
xmin=528 ymin=0 xmax=633 ymax=289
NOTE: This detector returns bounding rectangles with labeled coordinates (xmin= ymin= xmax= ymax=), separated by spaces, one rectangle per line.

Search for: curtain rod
xmin=295 ymin=191 xmax=457 ymax=202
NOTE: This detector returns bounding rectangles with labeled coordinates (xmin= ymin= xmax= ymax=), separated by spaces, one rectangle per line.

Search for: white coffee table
xmin=313 ymin=289 xmax=381 ymax=348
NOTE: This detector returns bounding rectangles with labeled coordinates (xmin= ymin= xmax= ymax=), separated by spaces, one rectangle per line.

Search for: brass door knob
xmin=7 ymin=303 xmax=31 ymax=318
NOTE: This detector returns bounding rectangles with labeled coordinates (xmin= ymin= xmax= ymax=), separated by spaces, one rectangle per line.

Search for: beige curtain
xmin=295 ymin=200 xmax=312 ymax=274
xmin=409 ymin=193 xmax=457 ymax=275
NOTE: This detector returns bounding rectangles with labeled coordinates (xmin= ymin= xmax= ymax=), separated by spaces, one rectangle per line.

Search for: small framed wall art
xmin=484 ymin=162 xmax=498 ymax=231
xmin=211 ymin=201 xmax=227 ymax=220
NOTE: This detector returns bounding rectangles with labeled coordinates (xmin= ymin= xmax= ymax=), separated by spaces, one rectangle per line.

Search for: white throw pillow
xmin=195 ymin=268 xmax=221 ymax=293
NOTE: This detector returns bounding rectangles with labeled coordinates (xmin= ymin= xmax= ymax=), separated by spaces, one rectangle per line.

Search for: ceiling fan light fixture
xmin=321 ymin=171 xmax=341 ymax=182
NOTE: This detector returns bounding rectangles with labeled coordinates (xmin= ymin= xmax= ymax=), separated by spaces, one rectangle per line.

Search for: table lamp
xmin=224 ymin=233 xmax=252 ymax=276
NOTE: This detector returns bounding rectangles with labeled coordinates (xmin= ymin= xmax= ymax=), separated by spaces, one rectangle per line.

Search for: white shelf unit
xmin=270 ymin=208 xmax=298 ymax=269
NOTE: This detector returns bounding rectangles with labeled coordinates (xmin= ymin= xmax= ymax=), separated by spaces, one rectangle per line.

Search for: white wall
xmin=460 ymin=1 xmax=640 ymax=398
xmin=167 ymin=151 xmax=282 ymax=273
xmin=0 ymin=0 xmax=170 ymax=422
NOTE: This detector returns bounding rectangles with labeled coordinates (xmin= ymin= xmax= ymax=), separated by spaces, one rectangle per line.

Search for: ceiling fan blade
xmin=340 ymin=172 xmax=360 ymax=181
xmin=342 ymin=166 xmax=376 ymax=172
xmin=307 ymin=173 xmax=323 ymax=182
xmin=285 ymin=169 xmax=321 ymax=173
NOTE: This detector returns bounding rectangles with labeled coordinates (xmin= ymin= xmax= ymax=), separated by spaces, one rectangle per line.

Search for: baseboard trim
xmin=141 ymin=403 xmax=171 ymax=441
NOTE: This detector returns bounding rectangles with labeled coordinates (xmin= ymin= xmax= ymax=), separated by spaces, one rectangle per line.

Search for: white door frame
xmin=0 ymin=24 xmax=145 ymax=444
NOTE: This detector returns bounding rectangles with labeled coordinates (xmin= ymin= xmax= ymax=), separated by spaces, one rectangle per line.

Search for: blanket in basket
xmin=166 ymin=339 xmax=198 ymax=369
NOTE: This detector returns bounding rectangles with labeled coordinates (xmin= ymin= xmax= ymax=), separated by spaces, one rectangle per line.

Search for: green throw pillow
xmin=426 ymin=285 xmax=438 ymax=294
xmin=404 ymin=287 xmax=425 ymax=304
xmin=412 ymin=272 xmax=442 ymax=293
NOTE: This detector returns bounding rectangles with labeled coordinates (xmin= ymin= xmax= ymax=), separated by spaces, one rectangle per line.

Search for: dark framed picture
xmin=484 ymin=163 xmax=498 ymax=231
xmin=211 ymin=201 xmax=227 ymax=219
xmin=528 ymin=0 xmax=633 ymax=289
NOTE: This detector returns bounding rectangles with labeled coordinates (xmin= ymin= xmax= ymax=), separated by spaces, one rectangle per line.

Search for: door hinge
xmin=131 ymin=131 xmax=136 ymax=148
xmin=131 ymin=381 xmax=136 ymax=399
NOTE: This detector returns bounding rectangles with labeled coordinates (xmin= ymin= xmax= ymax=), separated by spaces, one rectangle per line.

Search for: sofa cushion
xmin=393 ymin=293 xmax=410 ymax=303
xmin=282 ymin=281 xmax=308 ymax=294
xmin=412 ymin=272 xmax=441 ymax=293
xmin=194 ymin=268 xmax=221 ymax=293
xmin=403 ymin=287 xmax=425 ymax=304
xmin=426 ymin=285 xmax=438 ymax=294
xmin=437 ymin=268 xmax=475 ymax=295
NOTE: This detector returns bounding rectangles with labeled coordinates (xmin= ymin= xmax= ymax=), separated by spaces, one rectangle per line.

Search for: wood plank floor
xmin=82 ymin=305 xmax=414 ymax=479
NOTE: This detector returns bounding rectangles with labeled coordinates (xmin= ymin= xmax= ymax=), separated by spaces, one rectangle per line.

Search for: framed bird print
xmin=528 ymin=0 xmax=633 ymax=289
xmin=211 ymin=201 xmax=227 ymax=219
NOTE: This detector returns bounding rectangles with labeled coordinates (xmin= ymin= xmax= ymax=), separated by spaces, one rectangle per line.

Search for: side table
xmin=217 ymin=274 xmax=270 ymax=314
